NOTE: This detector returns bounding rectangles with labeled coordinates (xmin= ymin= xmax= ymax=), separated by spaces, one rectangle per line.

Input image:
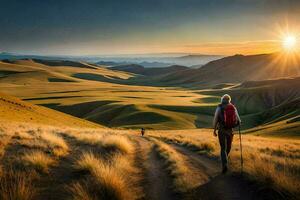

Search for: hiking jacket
xmin=213 ymin=104 xmax=241 ymax=128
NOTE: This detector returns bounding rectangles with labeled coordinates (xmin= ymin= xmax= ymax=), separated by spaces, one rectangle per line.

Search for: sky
xmin=0 ymin=0 xmax=300 ymax=56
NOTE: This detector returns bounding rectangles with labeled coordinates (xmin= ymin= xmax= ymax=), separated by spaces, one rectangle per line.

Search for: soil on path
xmin=172 ymin=144 xmax=258 ymax=200
xmin=132 ymin=135 xmax=178 ymax=200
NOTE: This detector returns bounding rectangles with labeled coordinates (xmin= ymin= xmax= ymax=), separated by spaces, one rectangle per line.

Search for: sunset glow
xmin=283 ymin=35 xmax=297 ymax=51
xmin=1 ymin=1 xmax=300 ymax=55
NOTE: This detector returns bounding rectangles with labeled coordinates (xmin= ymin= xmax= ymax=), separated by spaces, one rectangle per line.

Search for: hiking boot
xmin=222 ymin=166 xmax=228 ymax=174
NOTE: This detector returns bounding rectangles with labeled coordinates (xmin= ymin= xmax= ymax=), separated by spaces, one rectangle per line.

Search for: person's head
xmin=221 ymin=94 xmax=231 ymax=104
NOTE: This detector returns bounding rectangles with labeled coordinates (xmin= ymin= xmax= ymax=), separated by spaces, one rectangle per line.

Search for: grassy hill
xmin=110 ymin=64 xmax=189 ymax=76
xmin=0 ymin=58 xmax=299 ymax=135
xmin=198 ymin=77 xmax=300 ymax=132
xmin=0 ymin=59 xmax=207 ymax=129
xmin=0 ymin=92 xmax=101 ymax=128
xmin=141 ymin=53 xmax=300 ymax=88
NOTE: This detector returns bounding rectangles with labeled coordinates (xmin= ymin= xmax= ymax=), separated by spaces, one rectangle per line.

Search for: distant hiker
xmin=213 ymin=94 xmax=241 ymax=174
xmin=141 ymin=128 xmax=145 ymax=136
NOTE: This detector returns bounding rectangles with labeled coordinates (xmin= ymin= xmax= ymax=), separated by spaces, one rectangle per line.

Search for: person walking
xmin=213 ymin=94 xmax=241 ymax=174
xmin=141 ymin=128 xmax=145 ymax=136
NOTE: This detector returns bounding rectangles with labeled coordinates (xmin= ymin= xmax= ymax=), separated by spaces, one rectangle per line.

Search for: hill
xmin=0 ymin=92 xmax=101 ymax=128
xmin=0 ymin=105 xmax=298 ymax=200
xmin=0 ymin=59 xmax=202 ymax=129
xmin=198 ymin=77 xmax=300 ymax=131
xmin=152 ymin=53 xmax=300 ymax=88
xmin=110 ymin=64 xmax=189 ymax=76
xmin=0 ymin=58 xmax=299 ymax=133
xmin=173 ymin=54 xmax=223 ymax=66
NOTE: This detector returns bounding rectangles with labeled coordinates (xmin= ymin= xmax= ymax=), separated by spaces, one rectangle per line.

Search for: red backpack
xmin=221 ymin=103 xmax=237 ymax=128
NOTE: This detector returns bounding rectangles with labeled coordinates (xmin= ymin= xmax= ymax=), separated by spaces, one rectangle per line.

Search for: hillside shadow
xmin=187 ymin=174 xmax=288 ymax=200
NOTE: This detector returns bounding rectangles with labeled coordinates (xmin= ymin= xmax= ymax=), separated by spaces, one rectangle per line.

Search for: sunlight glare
xmin=283 ymin=35 xmax=297 ymax=51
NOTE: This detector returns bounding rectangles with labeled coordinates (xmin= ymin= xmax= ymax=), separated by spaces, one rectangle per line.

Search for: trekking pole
xmin=239 ymin=124 xmax=244 ymax=174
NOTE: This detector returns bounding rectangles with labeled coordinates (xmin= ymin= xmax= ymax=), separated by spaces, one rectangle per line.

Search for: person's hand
xmin=213 ymin=130 xmax=217 ymax=137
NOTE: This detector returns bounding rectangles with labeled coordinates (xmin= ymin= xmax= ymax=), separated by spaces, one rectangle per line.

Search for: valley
xmin=0 ymin=93 xmax=298 ymax=200
xmin=0 ymin=54 xmax=299 ymax=136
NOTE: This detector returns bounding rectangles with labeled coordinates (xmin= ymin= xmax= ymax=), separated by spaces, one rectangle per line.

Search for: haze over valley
xmin=0 ymin=0 xmax=299 ymax=200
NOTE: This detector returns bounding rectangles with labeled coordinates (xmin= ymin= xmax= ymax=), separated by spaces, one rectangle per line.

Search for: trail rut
xmin=36 ymin=133 xmax=81 ymax=200
xmin=132 ymin=136 xmax=177 ymax=200
xmin=171 ymin=144 xmax=258 ymax=200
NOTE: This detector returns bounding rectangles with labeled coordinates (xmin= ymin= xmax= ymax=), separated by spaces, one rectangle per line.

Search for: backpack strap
xmin=218 ymin=104 xmax=225 ymax=125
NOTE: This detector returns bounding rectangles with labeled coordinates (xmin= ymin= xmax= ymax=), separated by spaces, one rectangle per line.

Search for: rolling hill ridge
xmin=146 ymin=53 xmax=300 ymax=88
xmin=0 ymin=56 xmax=299 ymax=135
xmin=110 ymin=64 xmax=189 ymax=76
xmin=0 ymin=92 xmax=101 ymax=128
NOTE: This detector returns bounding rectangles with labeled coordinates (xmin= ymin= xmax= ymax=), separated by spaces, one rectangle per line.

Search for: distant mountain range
xmin=0 ymin=52 xmax=223 ymax=68
xmin=0 ymin=52 xmax=64 ymax=61
xmin=96 ymin=61 xmax=174 ymax=68
xmin=3 ymin=52 xmax=299 ymax=86
xmin=96 ymin=54 xmax=223 ymax=67
xmin=172 ymin=54 xmax=223 ymax=67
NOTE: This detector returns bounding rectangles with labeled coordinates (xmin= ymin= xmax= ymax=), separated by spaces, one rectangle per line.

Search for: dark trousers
xmin=218 ymin=128 xmax=233 ymax=168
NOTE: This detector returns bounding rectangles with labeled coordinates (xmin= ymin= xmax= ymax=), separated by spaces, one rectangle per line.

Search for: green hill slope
xmin=0 ymin=92 xmax=101 ymax=128
xmin=0 ymin=59 xmax=204 ymax=129
xmin=110 ymin=64 xmax=189 ymax=76
xmin=0 ymin=58 xmax=299 ymax=134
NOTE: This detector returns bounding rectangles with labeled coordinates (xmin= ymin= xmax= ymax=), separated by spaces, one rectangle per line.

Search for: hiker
xmin=141 ymin=128 xmax=145 ymax=136
xmin=213 ymin=94 xmax=241 ymax=174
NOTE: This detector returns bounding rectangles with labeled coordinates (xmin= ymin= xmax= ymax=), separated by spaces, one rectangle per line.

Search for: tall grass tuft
xmin=153 ymin=139 xmax=194 ymax=193
xmin=102 ymin=135 xmax=134 ymax=154
xmin=68 ymin=182 xmax=95 ymax=200
xmin=0 ymin=169 xmax=37 ymax=200
xmin=22 ymin=150 xmax=55 ymax=173
xmin=72 ymin=152 xmax=130 ymax=200
xmin=74 ymin=152 xmax=103 ymax=173
xmin=39 ymin=132 xmax=69 ymax=157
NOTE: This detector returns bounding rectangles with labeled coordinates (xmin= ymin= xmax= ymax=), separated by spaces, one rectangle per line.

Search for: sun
xmin=282 ymin=35 xmax=297 ymax=51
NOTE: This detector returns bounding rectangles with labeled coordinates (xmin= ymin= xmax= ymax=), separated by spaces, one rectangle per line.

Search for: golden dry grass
xmin=0 ymin=135 xmax=11 ymax=157
xmin=68 ymin=182 xmax=95 ymax=200
xmin=39 ymin=132 xmax=69 ymax=157
xmin=154 ymin=135 xmax=215 ymax=155
xmin=74 ymin=151 xmax=103 ymax=173
xmin=40 ymin=132 xmax=68 ymax=149
xmin=153 ymin=138 xmax=196 ymax=193
xmin=0 ymin=117 xmax=298 ymax=199
xmin=71 ymin=151 xmax=131 ymax=200
xmin=0 ymin=169 xmax=37 ymax=200
xmin=72 ymin=132 xmax=134 ymax=155
xmin=22 ymin=150 xmax=55 ymax=173
xmin=102 ymin=135 xmax=134 ymax=155
xmin=13 ymin=127 xmax=70 ymax=157
xmin=0 ymin=94 xmax=138 ymax=199
xmin=73 ymin=132 xmax=104 ymax=145
xmin=148 ymin=129 xmax=300 ymax=197
xmin=0 ymin=92 xmax=101 ymax=128
xmin=13 ymin=131 xmax=34 ymax=140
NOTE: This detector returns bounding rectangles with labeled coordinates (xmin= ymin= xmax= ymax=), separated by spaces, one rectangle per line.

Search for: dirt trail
xmin=172 ymin=144 xmax=257 ymax=200
xmin=36 ymin=133 xmax=81 ymax=200
xmin=171 ymin=144 xmax=219 ymax=178
xmin=132 ymin=135 xmax=177 ymax=200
